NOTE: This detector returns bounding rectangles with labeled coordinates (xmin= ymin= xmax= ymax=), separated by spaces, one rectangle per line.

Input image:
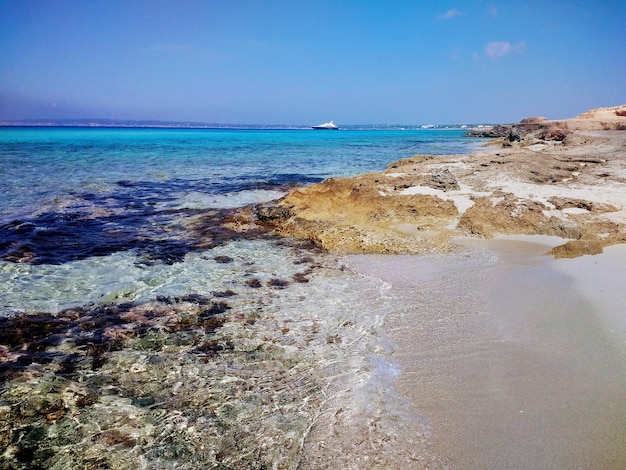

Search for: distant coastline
xmin=0 ymin=118 xmax=501 ymax=131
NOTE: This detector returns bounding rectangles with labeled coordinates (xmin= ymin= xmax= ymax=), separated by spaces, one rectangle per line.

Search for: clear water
xmin=0 ymin=127 xmax=475 ymax=223
xmin=0 ymin=126 xmax=477 ymax=297
xmin=0 ymin=127 xmax=477 ymax=468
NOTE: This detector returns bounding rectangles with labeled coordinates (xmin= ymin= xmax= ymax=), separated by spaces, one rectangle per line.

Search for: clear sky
xmin=1 ymin=0 xmax=625 ymax=125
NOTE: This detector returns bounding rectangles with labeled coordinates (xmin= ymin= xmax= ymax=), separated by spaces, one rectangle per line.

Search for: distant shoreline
xmin=0 ymin=119 xmax=501 ymax=131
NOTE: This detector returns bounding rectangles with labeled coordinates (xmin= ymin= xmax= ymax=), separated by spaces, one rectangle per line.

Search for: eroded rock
xmin=254 ymin=106 xmax=626 ymax=258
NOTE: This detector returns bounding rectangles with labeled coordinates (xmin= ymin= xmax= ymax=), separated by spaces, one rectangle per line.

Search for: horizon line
xmin=0 ymin=117 xmax=506 ymax=129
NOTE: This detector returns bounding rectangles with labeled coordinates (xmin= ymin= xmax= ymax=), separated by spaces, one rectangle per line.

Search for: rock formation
xmin=249 ymin=105 xmax=626 ymax=258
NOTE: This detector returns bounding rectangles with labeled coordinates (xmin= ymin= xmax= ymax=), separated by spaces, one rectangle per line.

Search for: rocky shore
xmin=250 ymin=105 xmax=626 ymax=258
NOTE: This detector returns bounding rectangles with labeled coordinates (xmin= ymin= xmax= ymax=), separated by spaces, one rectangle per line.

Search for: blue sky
xmin=1 ymin=0 xmax=625 ymax=124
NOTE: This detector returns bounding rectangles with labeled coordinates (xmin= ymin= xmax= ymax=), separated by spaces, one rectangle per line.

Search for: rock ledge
xmin=253 ymin=106 xmax=626 ymax=258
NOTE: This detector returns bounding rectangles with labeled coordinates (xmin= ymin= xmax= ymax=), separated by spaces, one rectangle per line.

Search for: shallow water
xmin=1 ymin=238 xmax=451 ymax=469
xmin=0 ymin=127 xmax=476 ymax=224
xmin=1 ymin=127 xmax=478 ymax=468
xmin=4 ymin=126 xmax=625 ymax=468
xmin=5 ymin=126 xmax=625 ymax=468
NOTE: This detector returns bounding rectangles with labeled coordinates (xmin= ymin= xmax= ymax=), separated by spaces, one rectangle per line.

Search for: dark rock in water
xmin=0 ymin=189 xmax=279 ymax=266
xmin=214 ymin=255 xmax=234 ymax=263
xmin=268 ymin=278 xmax=290 ymax=289
xmin=0 ymin=294 xmax=232 ymax=383
xmin=192 ymin=338 xmax=235 ymax=359
xmin=292 ymin=272 xmax=310 ymax=283
xmin=176 ymin=294 xmax=217 ymax=306
xmin=326 ymin=334 xmax=342 ymax=344
xmin=131 ymin=397 xmax=156 ymax=407
xmin=245 ymin=278 xmax=263 ymax=288
xmin=200 ymin=301 xmax=230 ymax=316
xmin=156 ymin=294 xmax=220 ymax=307
xmin=212 ymin=289 xmax=238 ymax=297
xmin=0 ymin=313 xmax=72 ymax=350
xmin=58 ymin=353 xmax=89 ymax=377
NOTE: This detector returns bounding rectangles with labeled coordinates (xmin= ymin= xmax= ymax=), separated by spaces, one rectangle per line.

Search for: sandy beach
xmin=255 ymin=105 xmax=626 ymax=467
xmin=346 ymin=238 xmax=626 ymax=468
xmin=2 ymin=106 xmax=625 ymax=468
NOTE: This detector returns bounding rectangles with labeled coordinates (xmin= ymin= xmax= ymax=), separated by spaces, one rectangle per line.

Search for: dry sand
xmin=553 ymin=243 xmax=626 ymax=353
xmin=345 ymin=238 xmax=626 ymax=468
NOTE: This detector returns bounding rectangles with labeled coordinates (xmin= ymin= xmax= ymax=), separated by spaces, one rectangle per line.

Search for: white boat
xmin=312 ymin=120 xmax=339 ymax=130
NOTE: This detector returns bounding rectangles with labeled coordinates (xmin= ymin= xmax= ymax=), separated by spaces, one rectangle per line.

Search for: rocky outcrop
xmin=520 ymin=116 xmax=548 ymax=124
xmin=505 ymin=122 xmax=569 ymax=144
xmin=466 ymin=125 xmax=511 ymax=138
xmin=504 ymin=105 xmax=626 ymax=146
xmin=429 ymin=168 xmax=460 ymax=191
xmin=573 ymin=105 xmax=626 ymax=130
xmin=254 ymin=175 xmax=459 ymax=254
xmin=249 ymin=106 xmax=626 ymax=258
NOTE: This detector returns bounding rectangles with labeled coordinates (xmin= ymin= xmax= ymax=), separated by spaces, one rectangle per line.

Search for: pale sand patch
xmin=345 ymin=240 xmax=626 ymax=468
xmin=553 ymin=243 xmax=626 ymax=353
xmin=480 ymin=236 xmax=626 ymax=351
xmin=484 ymin=171 xmax=626 ymax=227
xmin=399 ymin=184 xmax=485 ymax=215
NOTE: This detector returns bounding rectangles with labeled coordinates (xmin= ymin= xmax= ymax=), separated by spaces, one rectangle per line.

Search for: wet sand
xmin=346 ymin=238 xmax=626 ymax=469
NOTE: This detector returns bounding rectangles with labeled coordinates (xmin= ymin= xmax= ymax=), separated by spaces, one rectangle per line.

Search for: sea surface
xmin=0 ymin=127 xmax=478 ymax=469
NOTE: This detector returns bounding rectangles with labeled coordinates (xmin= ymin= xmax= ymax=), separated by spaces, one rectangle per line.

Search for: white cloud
xmin=485 ymin=41 xmax=526 ymax=59
xmin=442 ymin=8 xmax=461 ymax=19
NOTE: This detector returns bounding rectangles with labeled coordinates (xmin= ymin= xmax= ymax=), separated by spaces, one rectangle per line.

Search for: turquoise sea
xmin=0 ymin=127 xmax=479 ymax=469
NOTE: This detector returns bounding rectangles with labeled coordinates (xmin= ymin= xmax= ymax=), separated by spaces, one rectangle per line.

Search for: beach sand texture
xmin=254 ymin=106 xmax=626 ymax=467
xmin=346 ymin=239 xmax=626 ymax=468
